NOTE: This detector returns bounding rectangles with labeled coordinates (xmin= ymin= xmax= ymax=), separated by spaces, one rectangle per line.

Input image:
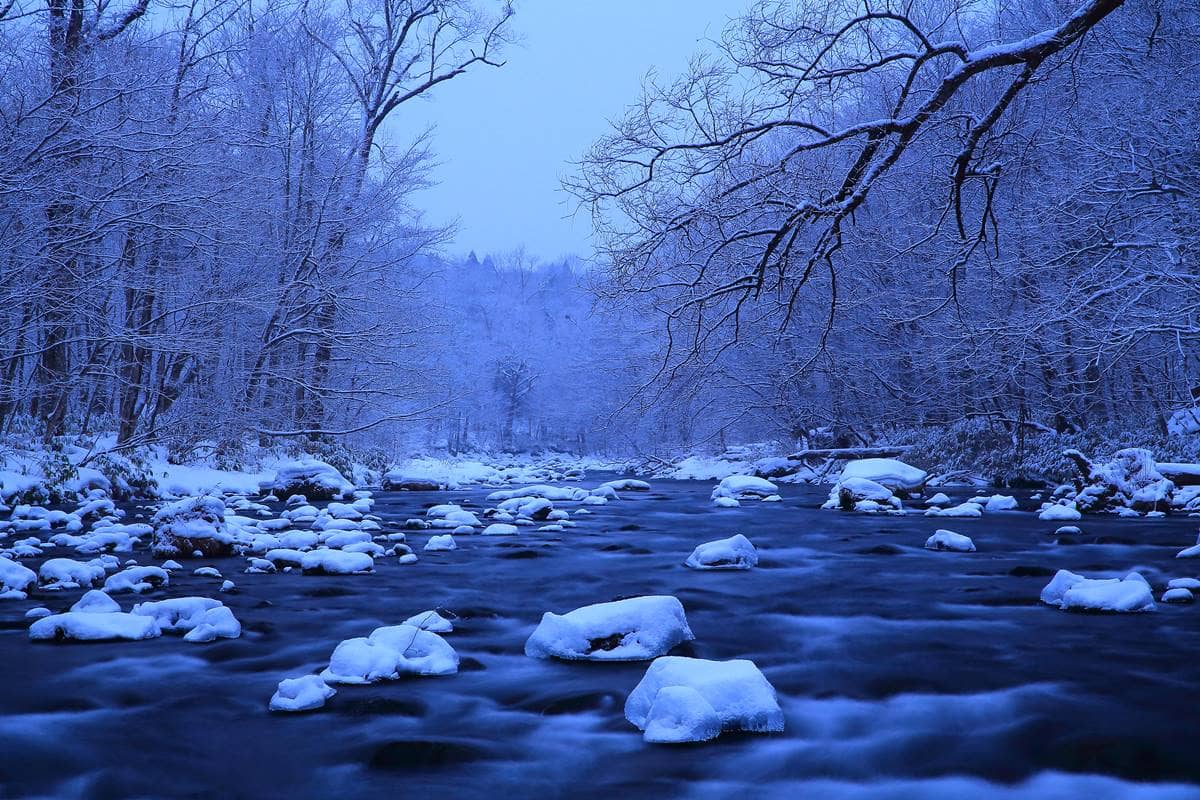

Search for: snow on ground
xmin=525 ymin=595 xmax=694 ymax=661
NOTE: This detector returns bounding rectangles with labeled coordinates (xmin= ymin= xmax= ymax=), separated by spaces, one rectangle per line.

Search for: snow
xmin=925 ymin=529 xmax=976 ymax=552
xmin=599 ymin=478 xmax=651 ymax=492
xmin=1039 ymin=502 xmax=1082 ymax=521
xmin=1167 ymin=577 xmax=1200 ymax=591
xmin=29 ymin=611 xmax=161 ymax=641
xmin=839 ymin=459 xmax=927 ymax=492
xmin=712 ymin=496 xmax=740 ymax=508
xmin=625 ymin=656 xmax=785 ymax=741
xmin=981 ymin=494 xmax=1018 ymax=511
xmin=320 ymin=625 xmax=459 ymax=684
xmin=711 ymin=475 xmax=778 ymax=500
xmin=482 ymin=523 xmax=518 ymax=536
xmin=270 ymin=675 xmax=336 ymax=712
xmin=70 ymin=589 xmax=121 ymax=613
xmin=182 ymin=606 xmax=242 ymax=642
xmin=685 ymin=534 xmax=759 ymax=570
xmin=259 ymin=459 xmax=353 ymax=501
xmin=151 ymin=496 xmax=232 ymax=558
xmin=640 ymin=685 xmax=722 ymax=744
xmin=300 ymin=549 xmax=374 ymax=575
xmin=1039 ymin=570 xmax=1155 ymax=613
xmin=0 ymin=557 xmax=37 ymax=599
xmin=925 ymin=492 xmax=952 ymax=506
xmin=487 ymin=484 xmax=588 ymax=502
xmin=1161 ymin=588 xmax=1194 ymax=604
xmin=403 ymin=610 xmax=454 ymax=632
xmin=423 ymin=534 xmax=457 ymax=551
xmin=1167 ymin=408 xmax=1200 ymax=437
xmin=525 ymin=595 xmax=694 ymax=661
xmin=103 ymin=565 xmax=169 ymax=594
xmin=39 ymin=558 xmax=106 ymax=590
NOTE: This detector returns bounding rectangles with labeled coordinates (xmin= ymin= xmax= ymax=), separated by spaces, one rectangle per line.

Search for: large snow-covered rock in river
xmin=29 ymin=611 xmax=161 ymax=642
xmin=320 ymin=624 xmax=459 ymax=684
xmin=260 ymin=459 xmax=352 ymax=501
xmin=151 ymin=496 xmax=233 ymax=558
xmin=838 ymin=458 xmax=927 ymax=494
xmin=832 ymin=477 xmax=902 ymax=512
xmin=1040 ymin=569 xmax=1155 ymax=613
xmin=925 ymin=529 xmax=976 ymax=552
xmin=711 ymin=475 xmax=778 ymax=501
xmin=0 ymin=557 xmax=37 ymax=599
xmin=625 ymin=656 xmax=784 ymax=743
xmin=525 ymin=595 xmax=695 ymax=661
xmin=685 ymin=534 xmax=758 ymax=570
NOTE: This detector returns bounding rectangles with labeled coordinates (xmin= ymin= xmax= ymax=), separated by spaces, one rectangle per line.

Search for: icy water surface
xmin=3 ymin=478 xmax=1200 ymax=799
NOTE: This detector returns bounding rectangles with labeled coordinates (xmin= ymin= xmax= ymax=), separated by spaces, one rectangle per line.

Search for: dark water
xmin=2 ymin=478 xmax=1200 ymax=799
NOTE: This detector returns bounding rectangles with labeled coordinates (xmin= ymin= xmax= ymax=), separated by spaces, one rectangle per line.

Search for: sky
xmin=384 ymin=0 xmax=732 ymax=264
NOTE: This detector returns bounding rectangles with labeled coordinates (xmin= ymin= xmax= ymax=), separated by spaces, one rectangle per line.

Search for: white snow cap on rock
xmin=0 ymin=557 xmax=37 ymax=599
xmin=270 ymin=675 xmax=336 ymax=712
xmin=29 ymin=611 xmax=161 ymax=641
xmin=925 ymin=529 xmax=976 ymax=552
xmin=625 ymin=656 xmax=784 ymax=742
xmin=482 ymin=523 xmax=518 ymax=536
xmin=301 ymin=549 xmax=374 ymax=575
xmin=685 ymin=534 xmax=758 ymax=570
xmin=839 ymin=458 xmax=927 ymax=492
xmin=711 ymin=475 xmax=778 ymax=501
xmin=260 ymin=459 xmax=352 ymax=500
xmin=423 ymin=534 xmax=457 ymax=551
xmin=403 ymin=610 xmax=454 ymax=633
xmin=525 ymin=595 xmax=694 ymax=661
xmin=599 ymin=478 xmax=651 ymax=492
xmin=1040 ymin=569 xmax=1155 ymax=612
xmin=320 ymin=625 xmax=459 ymax=683
xmin=1039 ymin=502 xmax=1082 ymax=521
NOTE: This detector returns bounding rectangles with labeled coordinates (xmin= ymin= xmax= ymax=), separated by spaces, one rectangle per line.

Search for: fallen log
xmin=786 ymin=446 xmax=912 ymax=461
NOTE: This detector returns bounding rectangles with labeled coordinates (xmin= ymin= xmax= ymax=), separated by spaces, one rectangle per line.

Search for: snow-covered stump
xmin=685 ymin=534 xmax=758 ymax=570
xmin=151 ymin=497 xmax=234 ymax=558
xmin=625 ymin=656 xmax=784 ymax=743
xmin=525 ymin=596 xmax=695 ymax=661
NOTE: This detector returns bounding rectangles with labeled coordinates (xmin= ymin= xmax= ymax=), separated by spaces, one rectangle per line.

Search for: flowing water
xmin=2 ymin=477 xmax=1200 ymax=799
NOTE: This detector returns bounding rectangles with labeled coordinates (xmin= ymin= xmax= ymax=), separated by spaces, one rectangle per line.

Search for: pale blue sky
xmin=387 ymin=1 xmax=731 ymax=263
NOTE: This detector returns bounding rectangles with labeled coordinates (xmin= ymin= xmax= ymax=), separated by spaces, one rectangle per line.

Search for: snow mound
xmin=39 ymin=558 xmax=106 ymax=590
xmin=482 ymin=523 xmax=518 ymax=536
xmin=839 ymin=459 xmax=927 ymax=492
xmin=599 ymin=478 xmax=651 ymax=492
xmin=925 ymin=529 xmax=976 ymax=552
xmin=423 ymin=534 xmax=457 ymax=551
xmin=403 ymin=610 xmax=454 ymax=632
xmin=625 ymin=656 xmax=784 ymax=742
xmin=711 ymin=475 xmax=778 ymax=501
xmin=321 ymin=625 xmax=458 ymax=683
xmin=270 ymin=675 xmax=336 ymax=712
xmin=71 ymin=589 xmax=121 ymax=613
xmin=1040 ymin=570 xmax=1155 ymax=613
xmin=0 ymin=557 xmax=37 ymax=599
xmin=151 ymin=496 xmax=233 ymax=558
xmin=486 ymin=484 xmax=588 ymax=502
xmin=685 ymin=534 xmax=758 ymax=570
xmin=1039 ymin=502 xmax=1082 ymax=521
xmin=525 ymin=595 xmax=694 ymax=661
xmin=30 ymin=611 xmax=161 ymax=641
xmin=1162 ymin=588 xmax=1194 ymax=604
xmin=260 ymin=459 xmax=352 ymax=501
xmin=925 ymin=501 xmax=982 ymax=518
xmin=712 ymin=496 xmax=740 ymax=508
xmin=300 ymin=549 xmax=374 ymax=575
xmin=103 ymin=565 xmax=169 ymax=594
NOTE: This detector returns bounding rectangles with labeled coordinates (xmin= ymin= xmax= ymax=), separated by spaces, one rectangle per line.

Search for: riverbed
xmin=2 ymin=478 xmax=1199 ymax=799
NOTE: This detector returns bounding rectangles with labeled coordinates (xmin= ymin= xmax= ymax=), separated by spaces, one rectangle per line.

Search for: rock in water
xmin=525 ymin=595 xmax=694 ymax=661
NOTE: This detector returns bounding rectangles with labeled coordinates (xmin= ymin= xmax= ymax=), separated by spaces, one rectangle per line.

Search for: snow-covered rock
xmin=1039 ymin=502 xmax=1082 ymax=521
xmin=487 ymin=485 xmax=588 ymax=502
xmin=685 ymin=534 xmax=758 ymax=570
xmin=1040 ymin=569 xmax=1155 ymax=613
xmin=151 ymin=496 xmax=233 ymax=558
xmin=260 ymin=459 xmax=352 ymax=502
xmin=839 ymin=458 xmax=927 ymax=493
xmin=925 ymin=492 xmax=952 ymax=507
xmin=70 ymin=589 xmax=121 ymax=613
xmin=103 ymin=566 xmax=169 ymax=594
xmin=300 ymin=549 xmax=374 ymax=575
xmin=924 ymin=529 xmax=976 ymax=552
xmin=403 ymin=610 xmax=454 ymax=632
xmin=711 ymin=475 xmax=778 ymax=501
xmin=482 ymin=523 xmax=518 ymax=536
xmin=525 ymin=595 xmax=694 ymax=661
xmin=423 ymin=534 xmax=457 ymax=551
xmin=0 ymin=556 xmax=37 ymax=599
xmin=833 ymin=477 xmax=902 ymax=512
xmin=270 ymin=675 xmax=336 ymax=712
xmin=599 ymin=478 xmax=651 ymax=492
xmin=39 ymin=558 xmax=106 ymax=590
xmin=711 ymin=496 xmax=740 ymax=508
xmin=182 ymin=606 xmax=242 ymax=642
xmin=30 ymin=611 xmax=161 ymax=642
xmin=320 ymin=625 xmax=458 ymax=684
xmin=925 ymin=501 xmax=982 ymax=518
xmin=381 ymin=471 xmax=445 ymax=491
xmin=625 ymin=656 xmax=784 ymax=742
xmin=1161 ymin=588 xmax=1194 ymax=604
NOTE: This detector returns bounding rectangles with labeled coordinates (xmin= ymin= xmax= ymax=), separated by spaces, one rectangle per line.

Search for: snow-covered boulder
xmin=1039 ymin=570 xmax=1155 ymax=613
xmin=182 ymin=606 xmax=242 ymax=642
xmin=381 ymin=471 xmax=445 ymax=491
xmin=599 ymin=478 xmax=651 ymax=493
xmin=1162 ymin=588 xmax=1194 ymax=604
xmin=486 ymin=485 xmax=588 ymax=502
xmin=260 ymin=459 xmax=352 ymax=502
xmin=320 ymin=625 xmax=458 ymax=684
xmin=423 ymin=534 xmax=457 ymax=551
xmin=833 ymin=477 xmax=902 ymax=512
xmin=712 ymin=496 xmax=740 ymax=508
xmin=981 ymin=494 xmax=1018 ymax=511
xmin=300 ymin=549 xmax=374 ymax=575
xmin=685 ymin=534 xmax=758 ymax=570
xmin=0 ymin=557 xmax=37 ymax=599
xmin=103 ymin=566 xmax=169 ymax=594
xmin=839 ymin=458 xmax=927 ymax=494
xmin=151 ymin=496 xmax=233 ymax=558
xmin=926 ymin=501 xmax=982 ymax=518
xmin=925 ymin=492 xmax=952 ymax=507
xmin=30 ymin=611 xmax=161 ymax=642
xmin=71 ymin=589 xmax=121 ymax=614
xmin=525 ymin=595 xmax=694 ymax=661
xmin=39 ymin=558 xmax=106 ymax=590
xmin=625 ymin=657 xmax=784 ymax=742
xmin=924 ymin=529 xmax=976 ymax=552
xmin=403 ymin=610 xmax=454 ymax=633
xmin=1039 ymin=502 xmax=1082 ymax=521
xmin=482 ymin=523 xmax=518 ymax=536
xmin=270 ymin=675 xmax=336 ymax=712
xmin=711 ymin=475 xmax=778 ymax=502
